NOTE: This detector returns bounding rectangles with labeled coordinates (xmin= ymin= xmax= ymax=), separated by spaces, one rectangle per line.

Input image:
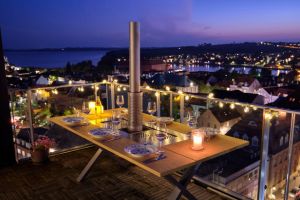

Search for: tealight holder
xmin=191 ymin=129 xmax=205 ymax=150
xmin=88 ymin=101 xmax=96 ymax=114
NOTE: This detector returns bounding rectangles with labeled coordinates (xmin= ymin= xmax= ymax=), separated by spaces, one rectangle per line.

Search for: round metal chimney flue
xmin=128 ymin=21 xmax=143 ymax=132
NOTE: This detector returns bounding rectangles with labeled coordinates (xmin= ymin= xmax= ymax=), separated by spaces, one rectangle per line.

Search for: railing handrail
xmin=27 ymin=81 xmax=300 ymax=115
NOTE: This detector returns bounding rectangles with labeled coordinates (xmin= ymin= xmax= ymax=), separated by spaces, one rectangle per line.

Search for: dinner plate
xmin=88 ymin=128 xmax=113 ymax=138
xmin=155 ymin=117 xmax=174 ymax=124
xmin=124 ymin=144 xmax=157 ymax=158
xmin=62 ymin=117 xmax=84 ymax=126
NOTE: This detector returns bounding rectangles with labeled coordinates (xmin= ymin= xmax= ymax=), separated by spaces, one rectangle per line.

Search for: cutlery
xmin=143 ymin=153 xmax=166 ymax=164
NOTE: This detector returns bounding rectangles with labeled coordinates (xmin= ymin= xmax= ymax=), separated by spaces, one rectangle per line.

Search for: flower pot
xmin=31 ymin=148 xmax=49 ymax=164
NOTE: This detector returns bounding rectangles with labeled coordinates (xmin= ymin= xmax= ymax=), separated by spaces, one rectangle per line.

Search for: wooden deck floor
xmin=0 ymin=146 xmax=225 ymax=200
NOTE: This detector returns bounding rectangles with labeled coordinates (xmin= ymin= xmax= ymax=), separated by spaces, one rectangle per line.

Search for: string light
xmin=52 ymin=89 xmax=58 ymax=95
xmin=208 ymin=93 xmax=214 ymax=98
xmin=219 ymin=102 xmax=224 ymax=108
xmin=264 ymin=112 xmax=273 ymax=120
xmin=230 ymin=103 xmax=235 ymax=109
xmin=78 ymin=87 xmax=84 ymax=92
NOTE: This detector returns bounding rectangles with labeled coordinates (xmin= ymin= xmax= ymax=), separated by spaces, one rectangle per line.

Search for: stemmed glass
xmin=111 ymin=110 xmax=121 ymax=135
xmin=147 ymin=101 xmax=157 ymax=128
xmin=186 ymin=111 xmax=197 ymax=128
xmin=73 ymin=107 xmax=80 ymax=117
xmin=156 ymin=122 xmax=166 ymax=153
xmin=147 ymin=101 xmax=157 ymax=115
xmin=116 ymin=95 xmax=125 ymax=108
xmin=81 ymin=101 xmax=90 ymax=114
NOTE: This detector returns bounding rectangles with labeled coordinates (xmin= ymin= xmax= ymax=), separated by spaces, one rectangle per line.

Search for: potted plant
xmin=31 ymin=135 xmax=55 ymax=164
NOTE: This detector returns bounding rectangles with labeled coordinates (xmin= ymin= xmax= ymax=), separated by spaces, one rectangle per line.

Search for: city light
xmin=230 ymin=103 xmax=235 ymax=109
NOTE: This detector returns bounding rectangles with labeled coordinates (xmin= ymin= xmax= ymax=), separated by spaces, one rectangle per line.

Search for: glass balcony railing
xmin=8 ymin=80 xmax=300 ymax=200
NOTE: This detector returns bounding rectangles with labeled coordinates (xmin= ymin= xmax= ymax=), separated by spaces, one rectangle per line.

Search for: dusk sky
xmin=1 ymin=0 xmax=300 ymax=49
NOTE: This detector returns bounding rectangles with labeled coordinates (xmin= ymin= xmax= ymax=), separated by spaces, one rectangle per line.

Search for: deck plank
xmin=0 ymin=147 xmax=225 ymax=200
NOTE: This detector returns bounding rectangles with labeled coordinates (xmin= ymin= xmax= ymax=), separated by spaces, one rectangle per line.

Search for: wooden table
xmin=49 ymin=110 xmax=248 ymax=200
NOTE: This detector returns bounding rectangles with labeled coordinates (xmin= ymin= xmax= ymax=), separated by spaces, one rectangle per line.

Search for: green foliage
xmin=198 ymin=82 xmax=221 ymax=93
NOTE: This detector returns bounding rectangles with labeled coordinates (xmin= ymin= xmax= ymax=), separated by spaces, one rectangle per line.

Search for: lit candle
xmin=192 ymin=129 xmax=205 ymax=150
xmin=88 ymin=101 xmax=96 ymax=114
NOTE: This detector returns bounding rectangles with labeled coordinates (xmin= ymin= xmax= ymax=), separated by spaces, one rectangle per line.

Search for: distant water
xmin=171 ymin=65 xmax=290 ymax=77
xmin=4 ymin=50 xmax=108 ymax=68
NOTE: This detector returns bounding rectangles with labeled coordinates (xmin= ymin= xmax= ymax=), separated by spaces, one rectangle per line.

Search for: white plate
xmin=62 ymin=117 xmax=84 ymax=126
xmin=88 ymin=128 xmax=113 ymax=138
xmin=155 ymin=117 xmax=174 ymax=124
xmin=124 ymin=144 xmax=157 ymax=158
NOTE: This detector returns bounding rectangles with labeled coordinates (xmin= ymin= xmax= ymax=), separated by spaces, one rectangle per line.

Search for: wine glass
xmin=156 ymin=122 xmax=166 ymax=153
xmin=147 ymin=101 xmax=157 ymax=128
xmin=81 ymin=101 xmax=90 ymax=114
xmin=147 ymin=101 xmax=157 ymax=115
xmin=111 ymin=110 xmax=121 ymax=135
xmin=73 ymin=107 xmax=80 ymax=117
xmin=186 ymin=111 xmax=197 ymax=128
xmin=116 ymin=95 xmax=125 ymax=108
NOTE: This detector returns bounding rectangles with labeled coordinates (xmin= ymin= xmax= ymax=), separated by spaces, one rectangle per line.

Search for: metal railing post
xmin=257 ymin=109 xmax=272 ymax=200
xmin=284 ymin=113 xmax=296 ymax=200
xmin=105 ymin=83 xmax=109 ymax=109
xmin=180 ymin=95 xmax=184 ymax=123
xmin=94 ymin=83 xmax=98 ymax=102
xmin=111 ymin=83 xmax=115 ymax=109
xmin=170 ymin=93 xmax=173 ymax=118
xmin=156 ymin=92 xmax=161 ymax=117
xmin=27 ymin=90 xmax=35 ymax=146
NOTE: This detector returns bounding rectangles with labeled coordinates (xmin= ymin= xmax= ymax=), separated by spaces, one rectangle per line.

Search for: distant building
xmin=198 ymin=107 xmax=241 ymax=134
xmin=256 ymin=87 xmax=279 ymax=104
xmin=146 ymin=73 xmax=199 ymax=93
xmin=211 ymin=89 xmax=265 ymax=105
xmin=36 ymin=75 xmax=50 ymax=86
xmin=229 ymin=77 xmax=261 ymax=93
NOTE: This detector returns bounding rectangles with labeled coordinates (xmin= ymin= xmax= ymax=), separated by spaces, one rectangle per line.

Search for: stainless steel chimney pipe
xmin=128 ymin=21 xmax=143 ymax=132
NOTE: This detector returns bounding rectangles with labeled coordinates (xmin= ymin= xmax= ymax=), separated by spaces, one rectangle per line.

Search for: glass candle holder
xmin=88 ymin=101 xmax=96 ymax=114
xmin=192 ymin=129 xmax=205 ymax=150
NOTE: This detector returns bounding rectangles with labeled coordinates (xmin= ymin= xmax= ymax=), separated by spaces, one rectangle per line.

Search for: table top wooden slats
xmin=49 ymin=110 xmax=248 ymax=177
